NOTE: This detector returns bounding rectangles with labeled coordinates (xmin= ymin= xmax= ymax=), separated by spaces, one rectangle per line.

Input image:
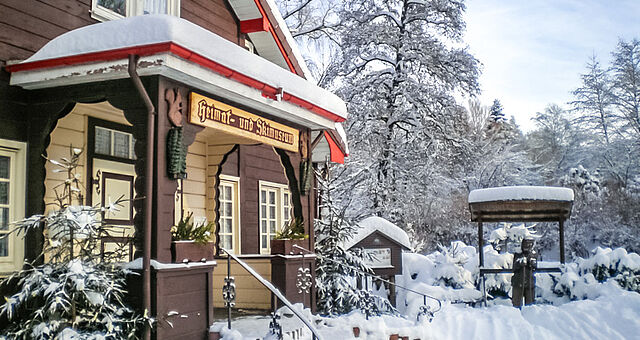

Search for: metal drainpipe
xmin=128 ymin=54 xmax=155 ymax=340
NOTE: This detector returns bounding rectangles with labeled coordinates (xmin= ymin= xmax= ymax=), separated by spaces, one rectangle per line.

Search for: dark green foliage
xmin=170 ymin=212 xmax=213 ymax=244
xmin=167 ymin=126 xmax=187 ymax=180
xmin=275 ymin=217 xmax=307 ymax=240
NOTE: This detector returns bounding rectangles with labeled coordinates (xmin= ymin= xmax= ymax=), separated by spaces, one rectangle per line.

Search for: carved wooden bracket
xmin=165 ymin=88 xmax=183 ymax=127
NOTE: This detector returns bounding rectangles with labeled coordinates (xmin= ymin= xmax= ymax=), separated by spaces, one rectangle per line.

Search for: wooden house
xmin=0 ymin=1 xmax=347 ymax=338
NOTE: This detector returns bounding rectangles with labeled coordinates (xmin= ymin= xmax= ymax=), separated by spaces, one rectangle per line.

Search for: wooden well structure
xmin=468 ymin=186 xmax=574 ymax=303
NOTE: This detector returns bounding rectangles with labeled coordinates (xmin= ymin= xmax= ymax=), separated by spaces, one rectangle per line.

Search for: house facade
xmin=0 ymin=1 xmax=347 ymax=338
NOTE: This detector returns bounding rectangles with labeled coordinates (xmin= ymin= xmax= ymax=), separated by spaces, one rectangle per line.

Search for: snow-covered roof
xmin=344 ymin=216 xmax=411 ymax=250
xmin=7 ymin=15 xmax=346 ymax=129
xmin=468 ymin=186 xmax=574 ymax=203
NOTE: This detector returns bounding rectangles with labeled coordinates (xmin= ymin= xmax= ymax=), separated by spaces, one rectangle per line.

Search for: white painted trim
xmin=10 ymin=54 xmax=337 ymax=129
xmin=219 ymin=174 xmax=241 ymax=255
xmin=258 ymin=180 xmax=291 ymax=254
xmin=0 ymin=139 xmax=27 ymax=275
xmin=91 ymin=0 xmax=180 ymax=22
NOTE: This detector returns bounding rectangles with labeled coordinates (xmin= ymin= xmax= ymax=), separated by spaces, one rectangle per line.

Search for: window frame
xmin=0 ymin=139 xmax=26 ymax=275
xmin=91 ymin=0 xmax=181 ymax=22
xmin=218 ymin=175 xmax=241 ymax=254
xmin=258 ymin=180 xmax=292 ymax=254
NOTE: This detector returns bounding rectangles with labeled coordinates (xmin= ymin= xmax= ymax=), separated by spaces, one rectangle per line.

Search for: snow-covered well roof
xmin=344 ymin=216 xmax=411 ymax=250
xmin=468 ymin=186 xmax=574 ymax=203
xmin=7 ymin=15 xmax=346 ymax=129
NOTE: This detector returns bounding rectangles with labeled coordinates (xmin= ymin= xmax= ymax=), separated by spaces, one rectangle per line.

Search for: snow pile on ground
xmin=215 ymin=289 xmax=640 ymax=340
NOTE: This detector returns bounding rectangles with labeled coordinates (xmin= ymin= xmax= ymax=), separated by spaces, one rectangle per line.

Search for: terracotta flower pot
xmin=171 ymin=240 xmax=214 ymax=263
xmin=270 ymin=239 xmax=307 ymax=255
xmin=352 ymin=327 xmax=360 ymax=338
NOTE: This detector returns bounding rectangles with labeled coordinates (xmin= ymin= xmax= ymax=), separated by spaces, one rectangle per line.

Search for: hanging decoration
xmin=165 ymin=88 xmax=187 ymax=180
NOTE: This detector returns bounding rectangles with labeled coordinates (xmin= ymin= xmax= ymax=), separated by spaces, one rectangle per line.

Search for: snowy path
xmin=314 ymin=290 xmax=640 ymax=340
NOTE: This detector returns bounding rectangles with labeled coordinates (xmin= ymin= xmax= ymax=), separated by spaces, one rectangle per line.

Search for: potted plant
xmin=170 ymin=212 xmax=215 ymax=263
xmin=270 ymin=217 xmax=308 ymax=255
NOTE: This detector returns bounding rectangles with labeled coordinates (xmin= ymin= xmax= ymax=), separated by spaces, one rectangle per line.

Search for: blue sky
xmin=464 ymin=0 xmax=640 ymax=131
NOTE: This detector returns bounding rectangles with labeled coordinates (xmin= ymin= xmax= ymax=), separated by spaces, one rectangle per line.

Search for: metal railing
xmin=219 ymin=248 xmax=322 ymax=340
xmin=293 ymin=245 xmax=442 ymax=321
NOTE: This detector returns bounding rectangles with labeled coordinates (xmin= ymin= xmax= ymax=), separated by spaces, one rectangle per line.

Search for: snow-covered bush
xmin=489 ymin=223 xmax=539 ymax=254
xmin=0 ymin=147 xmax=148 ymax=339
xmin=541 ymin=247 xmax=640 ymax=302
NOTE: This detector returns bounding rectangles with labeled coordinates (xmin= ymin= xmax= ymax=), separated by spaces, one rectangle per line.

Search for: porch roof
xmin=6 ymin=15 xmax=346 ymax=130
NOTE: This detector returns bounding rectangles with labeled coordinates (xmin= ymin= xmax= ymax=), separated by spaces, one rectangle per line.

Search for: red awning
xmin=324 ymin=131 xmax=345 ymax=164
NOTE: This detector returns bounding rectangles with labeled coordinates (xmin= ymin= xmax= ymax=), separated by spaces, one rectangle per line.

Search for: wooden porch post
xmin=559 ymin=219 xmax=565 ymax=264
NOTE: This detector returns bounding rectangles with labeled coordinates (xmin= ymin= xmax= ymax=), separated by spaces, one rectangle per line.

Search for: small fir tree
xmin=0 ymin=146 xmax=149 ymax=339
xmin=314 ymin=164 xmax=393 ymax=316
xmin=489 ymin=99 xmax=506 ymax=123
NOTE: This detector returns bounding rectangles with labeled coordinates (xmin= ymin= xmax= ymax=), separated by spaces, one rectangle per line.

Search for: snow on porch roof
xmin=468 ymin=186 xmax=574 ymax=203
xmin=6 ymin=15 xmax=346 ymax=128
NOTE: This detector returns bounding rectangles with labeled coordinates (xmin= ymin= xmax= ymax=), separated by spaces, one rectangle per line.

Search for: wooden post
xmin=478 ymin=222 xmax=484 ymax=267
xmin=559 ymin=219 xmax=565 ymax=264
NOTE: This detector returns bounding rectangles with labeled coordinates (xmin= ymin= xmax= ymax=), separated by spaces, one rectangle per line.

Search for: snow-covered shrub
xmin=488 ymin=223 xmax=539 ymax=253
xmin=546 ymin=247 xmax=640 ymax=301
xmin=431 ymin=242 xmax=476 ymax=289
xmin=0 ymin=147 xmax=148 ymax=339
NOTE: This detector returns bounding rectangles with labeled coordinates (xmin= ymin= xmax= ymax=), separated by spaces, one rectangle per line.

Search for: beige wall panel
xmin=186 ymin=153 xmax=206 ymax=169
xmin=183 ymin=193 xmax=206 ymax=210
xmin=183 ymin=180 xmax=206 ymax=196
xmin=185 ymin=169 xmax=206 ymax=183
xmin=73 ymin=102 xmax=129 ymax=126
xmin=189 ymin=140 xmax=207 ymax=156
xmin=55 ymin=112 xmax=85 ymax=132
xmin=212 ymin=260 xmax=272 ymax=309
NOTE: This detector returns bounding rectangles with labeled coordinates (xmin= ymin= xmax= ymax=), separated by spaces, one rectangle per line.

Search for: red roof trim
xmin=240 ymin=17 xmax=269 ymax=33
xmin=252 ymin=0 xmax=297 ymax=74
xmin=5 ymin=42 xmax=346 ymax=123
xmin=323 ymin=130 xmax=345 ymax=164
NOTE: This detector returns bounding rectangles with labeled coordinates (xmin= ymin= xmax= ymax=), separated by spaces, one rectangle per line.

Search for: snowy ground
xmin=214 ymin=286 xmax=640 ymax=339
xmin=315 ymin=288 xmax=640 ymax=340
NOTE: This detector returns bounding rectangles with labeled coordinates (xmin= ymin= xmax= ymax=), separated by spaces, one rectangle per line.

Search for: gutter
xmin=128 ymin=54 xmax=155 ymax=340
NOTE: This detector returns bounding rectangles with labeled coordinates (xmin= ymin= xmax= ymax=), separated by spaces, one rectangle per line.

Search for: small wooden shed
xmin=468 ymin=186 xmax=574 ymax=265
xmin=345 ymin=216 xmax=411 ymax=306
xmin=468 ymin=186 xmax=574 ymax=304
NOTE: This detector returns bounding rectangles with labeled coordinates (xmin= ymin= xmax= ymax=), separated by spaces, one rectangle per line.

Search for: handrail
xmin=293 ymin=245 xmax=443 ymax=317
xmin=220 ymin=248 xmax=323 ymax=340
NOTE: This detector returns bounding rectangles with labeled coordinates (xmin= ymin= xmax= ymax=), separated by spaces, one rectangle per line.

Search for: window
xmin=91 ymin=0 xmax=180 ymax=22
xmin=94 ymin=126 xmax=135 ymax=160
xmin=259 ymin=181 xmax=292 ymax=254
xmin=0 ymin=139 xmax=26 ymax=274
xmin=218 ymin=175 xmax=240 ymax=254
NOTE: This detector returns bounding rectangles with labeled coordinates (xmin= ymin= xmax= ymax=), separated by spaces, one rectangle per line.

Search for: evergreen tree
xmin=314 ymin=165 xmax=392 ymax=316
xmin=0 ymin=147 xmax=148 ymax=339
xmin=489 ymin=99 xmax=506 ymax=123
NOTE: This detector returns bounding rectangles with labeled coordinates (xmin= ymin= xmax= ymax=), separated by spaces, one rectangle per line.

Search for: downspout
xmin=128 ymin=55 xmax=155 ymax=340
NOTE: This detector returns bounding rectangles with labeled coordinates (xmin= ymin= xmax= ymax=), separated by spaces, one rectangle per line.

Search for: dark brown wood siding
xmin=0 ymin=0 xmax=242 ymax=64
xmin=0 ymin=0 xmax=96 ymax=64
xmin=221 ymin=144 xmax=313 ymax=255
xmin=180 ymin=0 xmax=241 ymax=45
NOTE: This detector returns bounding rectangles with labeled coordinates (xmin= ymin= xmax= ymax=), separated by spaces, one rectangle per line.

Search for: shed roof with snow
xmin=345 ymin=216 xmax=411 ymax=250
xmin=468 ymin=186 xmax=574 ymax=223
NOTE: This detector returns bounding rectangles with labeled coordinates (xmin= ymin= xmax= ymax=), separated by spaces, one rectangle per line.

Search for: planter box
xmin=270 ymin=239 xmax=307 ymax=255
xmin=171 ymin=241 xmax=214 ymax=263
